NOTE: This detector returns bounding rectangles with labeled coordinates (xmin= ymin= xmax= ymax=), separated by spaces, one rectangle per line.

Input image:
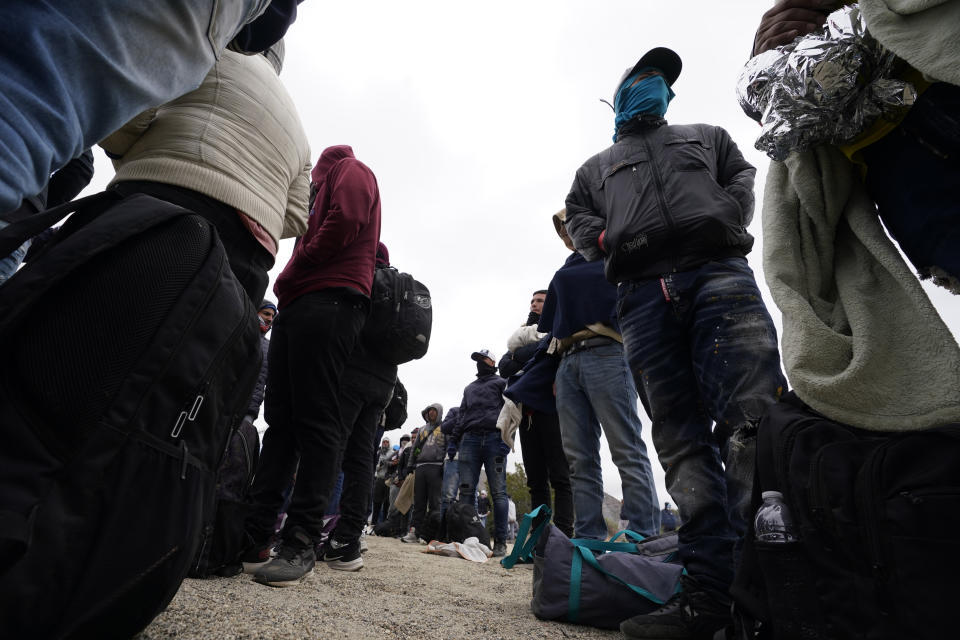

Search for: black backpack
xmin=189 ymin=416 xmax=260 ymax=578
xmin=0 ymin=191 xmax=260 ymax=639
xmin=443 ymin=502 xmax=490 ymax=548
xmin=382 ymin=378 xmax=408 ymax=431
xmin=361 ymin=266 xmax=431 ymax=365
xmin=731 ymin=392 xmax=960 ymax=640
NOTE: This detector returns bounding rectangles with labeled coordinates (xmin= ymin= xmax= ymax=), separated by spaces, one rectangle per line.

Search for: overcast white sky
xmin=85 ymin=0 xmax=960 ymax=505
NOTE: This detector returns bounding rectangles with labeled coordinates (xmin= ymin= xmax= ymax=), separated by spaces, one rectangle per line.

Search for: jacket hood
xmin=421 ymin=402 xmax=444 ymax=425
xmin=311 ymin=145 xmax=355 ymax=184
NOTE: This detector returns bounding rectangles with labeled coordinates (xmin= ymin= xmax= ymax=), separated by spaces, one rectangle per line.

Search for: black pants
xmin=245 ymin=289 xmax=368 ymax=543
xmin=519 ymin=411 xmax=574 ymax=538
xmin=112 ymin=181 xmax=274 ymax=304
xmin=331 ymin=365 xmax=395 ymax=544
xmin=411 ymin=464 xmax=443 ymax=532
xmin=372 ymin=478 xmax=390 ymax=525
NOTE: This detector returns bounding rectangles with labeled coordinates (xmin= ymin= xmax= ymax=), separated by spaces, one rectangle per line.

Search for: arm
xmin=282 ymin=161 xmax=310 ymax=238
xmin=564 ymin=170 xmax=606 ymax=262
xmin=713 ymin=127 xmax=757 ymax=226
xmin=752 ymin=0 xmax=839 ymax=57
xmin=46 ymin=149 xmax=95 ymax=206
xmin=299 ymin=163 xmax=377 ymax=265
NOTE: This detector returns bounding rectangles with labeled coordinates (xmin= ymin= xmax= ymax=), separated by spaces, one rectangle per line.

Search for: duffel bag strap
xmin=501 ymin=504 xmax=551 ymax=569
xmin=0 ymin=191 xmax=119 ymax=258
xmin=568 ymin=545 xmax=678 ymax=623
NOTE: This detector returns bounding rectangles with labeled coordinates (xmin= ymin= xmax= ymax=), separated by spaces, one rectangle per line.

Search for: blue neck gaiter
xmin=613 ymin=70 xmax=675 ymax=141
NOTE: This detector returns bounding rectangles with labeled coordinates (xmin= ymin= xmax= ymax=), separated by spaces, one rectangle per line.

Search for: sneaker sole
xmin=328 ymin=557 xmax=363 ymax=571
xmin=253 ymin=568 xmax=314 ymax=588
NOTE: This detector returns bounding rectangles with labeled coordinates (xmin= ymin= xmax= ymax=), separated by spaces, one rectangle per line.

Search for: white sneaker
xmin=400 ymin=530 xmax=419 ymax=544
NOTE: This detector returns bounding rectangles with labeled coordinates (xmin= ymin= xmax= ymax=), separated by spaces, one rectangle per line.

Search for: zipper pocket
xmin=168 ymin=295 xmax=250 ymax=441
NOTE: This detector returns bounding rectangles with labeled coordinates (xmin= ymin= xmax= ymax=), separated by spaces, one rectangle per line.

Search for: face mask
xmin=477 ymin=361 xmax=497 ymax=376
xmin=613 ymin=72 xmax=675 ymax=141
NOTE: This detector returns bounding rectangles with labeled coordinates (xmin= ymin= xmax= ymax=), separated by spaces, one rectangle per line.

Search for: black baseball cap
xmin=613 ymin=47 xmax=682 ymax=102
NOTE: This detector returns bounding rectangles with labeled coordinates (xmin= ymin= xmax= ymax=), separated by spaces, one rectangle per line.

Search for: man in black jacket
xmin=450 ymin=349 xmax=509 ymax=557
xmin=565 ymin=47 xmax=786 ymax=639
xmin=499 ymin=291 xmax=574 ymax=538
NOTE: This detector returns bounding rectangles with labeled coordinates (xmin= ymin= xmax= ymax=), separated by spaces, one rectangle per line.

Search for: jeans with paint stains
xmin=456 ymin=431 xmax=509 ymax=543
xmin=617 ymin=257 xmax=786 ymax=594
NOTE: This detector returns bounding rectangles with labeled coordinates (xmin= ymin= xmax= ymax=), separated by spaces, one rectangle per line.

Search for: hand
xmin=752 ymin=0 xmax=839 ymax=57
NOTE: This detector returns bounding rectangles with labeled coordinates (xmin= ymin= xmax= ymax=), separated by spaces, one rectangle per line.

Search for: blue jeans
xmin=555 ymin=342 xmax=660 ymax=539
xmin=440 ymin=457 xmax=460 ymax=516
xmin=457 ymin=431 xmax=509 ymax=543
xmin=617 ymin=257 xmax=786 ymax=594
xmin=0 ymin=0 xmax=269 ymax=212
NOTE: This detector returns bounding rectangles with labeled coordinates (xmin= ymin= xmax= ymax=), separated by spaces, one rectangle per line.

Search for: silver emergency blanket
xmin=737 ymin=4 xmax=916 ymax=161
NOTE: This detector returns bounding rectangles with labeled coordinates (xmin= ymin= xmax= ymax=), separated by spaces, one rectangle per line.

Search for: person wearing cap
xmin=564 ymin=48 xmax=786 ymax=638
xmin=539 ymin=208 xmax=660 ymax=542
xmin=450 ymin=349 xmax=509 ymax=556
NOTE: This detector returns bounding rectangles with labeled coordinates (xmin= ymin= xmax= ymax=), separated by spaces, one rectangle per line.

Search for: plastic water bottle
xmin=754 ymin=491 xmax=798 ymax=543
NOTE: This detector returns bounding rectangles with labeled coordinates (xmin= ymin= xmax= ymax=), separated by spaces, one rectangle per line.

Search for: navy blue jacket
xmin=538 ymin=252 xmax=619 ymax=339
xmin=452 ymin=373 xmax=506 ymax=443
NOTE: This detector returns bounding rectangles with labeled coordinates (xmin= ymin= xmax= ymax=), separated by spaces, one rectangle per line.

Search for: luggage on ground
xmin=0 ymin=191 xmax=260 ymax=639
xmin=731 ymin=392 xmax=960 ymax=640
xmin=361 ymin=266 xmax=432 ymax=365
xmin=442 ymin=502 xmax=490 ymax=548
xmin=529 ymin=524 xmax=683 ymax=630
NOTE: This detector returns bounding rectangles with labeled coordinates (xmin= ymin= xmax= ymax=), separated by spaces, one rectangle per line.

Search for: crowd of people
xmin=1 ymin=1 xmax=957 ymax=639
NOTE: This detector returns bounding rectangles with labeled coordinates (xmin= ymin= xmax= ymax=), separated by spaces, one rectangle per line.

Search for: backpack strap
xmin=0 ymin=191 xmax=119 ymax=258
xmin=500 ymin=504 xmax=551 ymax=569
xmin=0 ymin=191 xmax=197 ymax=336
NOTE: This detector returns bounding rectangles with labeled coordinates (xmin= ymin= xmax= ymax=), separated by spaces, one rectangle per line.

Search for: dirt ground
xmin=137 ymin=534 xmax=622 ymax=640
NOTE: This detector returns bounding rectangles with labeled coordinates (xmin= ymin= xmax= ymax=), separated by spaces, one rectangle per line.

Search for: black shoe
xmin=240 ymin=536 xmax=278 ymax=574
xmin=492 ymin=540 xmax=507 ymax=557
xmin=322 ymin=538 xmax=363 ymax=571
xmin=253 ymin=528 xmax=316 ymax=588
xmin=620 ymin=575 xmax=731 ymax=639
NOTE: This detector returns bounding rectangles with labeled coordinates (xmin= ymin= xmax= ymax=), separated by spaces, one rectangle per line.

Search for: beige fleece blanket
xmin=762 ymin=146 xmax=960 ymax=430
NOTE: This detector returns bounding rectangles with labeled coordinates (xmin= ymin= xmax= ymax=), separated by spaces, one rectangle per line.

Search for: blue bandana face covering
xmin=613 ymin=69 xmax=675 ymax=141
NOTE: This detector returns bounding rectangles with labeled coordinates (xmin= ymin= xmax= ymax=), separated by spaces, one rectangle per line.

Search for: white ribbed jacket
xmin=101 ymin=49 xmax=310 ymax=244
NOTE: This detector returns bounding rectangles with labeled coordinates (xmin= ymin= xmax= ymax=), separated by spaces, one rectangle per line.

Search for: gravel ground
xmin=137 ymin=534 xmax=622 ymax=640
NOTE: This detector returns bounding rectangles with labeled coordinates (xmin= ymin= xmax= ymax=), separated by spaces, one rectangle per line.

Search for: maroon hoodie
xmin=274 ymin=145 xmax=381 ymax=309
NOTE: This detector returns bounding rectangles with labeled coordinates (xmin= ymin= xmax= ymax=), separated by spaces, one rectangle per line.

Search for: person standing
xmin=450 ymin=349 xmax=509 ymax=557
xmin=499 ymin=290 xmax=574 ymax=538
xmin=565 ymin=47 xmax=786 ymax=638
xmin=101 ymin=44 xmax=310 ymax=304
xmin=539 ymin=209 xmax=660 ymax=541
xmin=401 ymin=403 xmax=446 ymax=543
xmin=243 ymin=144 xmax=381 ymax=587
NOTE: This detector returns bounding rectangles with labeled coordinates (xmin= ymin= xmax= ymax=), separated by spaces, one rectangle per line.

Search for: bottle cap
xmin=761 ymin=490 xmax=784 ymax=500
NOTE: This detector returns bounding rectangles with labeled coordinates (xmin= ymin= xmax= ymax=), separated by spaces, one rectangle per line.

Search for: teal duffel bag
xmin=502 ymin=505 xmax=684 ymax=630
